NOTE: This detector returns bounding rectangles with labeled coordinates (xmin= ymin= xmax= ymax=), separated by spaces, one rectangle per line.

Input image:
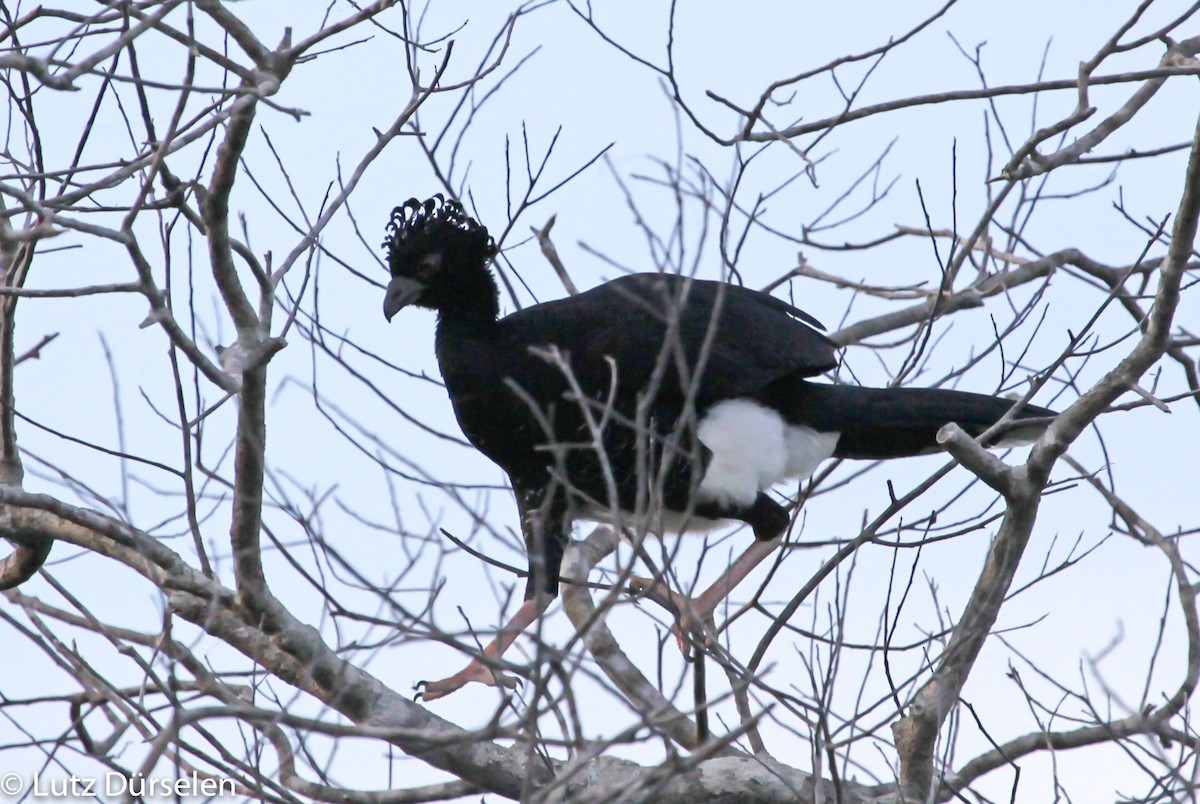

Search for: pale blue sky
xmin=3 ymin=2 xmax=1198 ymax=800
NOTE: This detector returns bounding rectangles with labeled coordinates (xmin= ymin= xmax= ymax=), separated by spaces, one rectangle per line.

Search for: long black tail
xmin=771 ymin=380 xmax=1056 ymax=460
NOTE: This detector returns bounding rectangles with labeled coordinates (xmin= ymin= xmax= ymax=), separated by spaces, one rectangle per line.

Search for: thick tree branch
xmin=892 ymin=106 xmax=1200 ymax=801
xmin=0 ymin=491 xmax=882 ymax=802
xmin=0 ymin=210 xmax=48 ymax=587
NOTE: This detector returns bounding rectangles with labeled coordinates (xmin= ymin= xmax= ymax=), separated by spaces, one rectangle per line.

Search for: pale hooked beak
xmin=383 ymin=275 xmax=425 ymax=321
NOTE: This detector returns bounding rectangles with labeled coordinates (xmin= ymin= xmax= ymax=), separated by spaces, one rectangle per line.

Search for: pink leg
xmin=631 ymin=537 xmax=782 ymax=651
xmin=690 ymin=537 xmax=782 ymax=618
xmin=415 ymin=595 xmax=551 ymax=701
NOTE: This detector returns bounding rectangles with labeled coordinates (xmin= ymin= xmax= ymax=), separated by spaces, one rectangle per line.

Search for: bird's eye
xmin=414 ymin=253 xmax=442 ymax=281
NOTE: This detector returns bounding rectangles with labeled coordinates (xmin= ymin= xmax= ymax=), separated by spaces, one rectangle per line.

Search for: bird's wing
xmin=498 ymin=273 xmax=838 ymax=406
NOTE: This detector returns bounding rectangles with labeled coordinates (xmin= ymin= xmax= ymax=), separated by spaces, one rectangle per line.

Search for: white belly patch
xmin=696 ymin=398 xmax=840 ymax=508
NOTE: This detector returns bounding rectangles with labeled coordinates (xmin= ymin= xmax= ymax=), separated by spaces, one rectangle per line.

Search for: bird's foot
xmin=628 ymin=576 xmax=717 ymax=659
xmin=414 ymin=658 xmax=520 ymax=702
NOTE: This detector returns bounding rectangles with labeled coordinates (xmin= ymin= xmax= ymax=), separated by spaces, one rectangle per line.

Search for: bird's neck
xmin=440 ymin=263 xmax=501 ymax=322
xmin=434 ymin=305 xmax=502 ymax=390
xmin=433 ymin=267 xmax=501 ymax=352
xmin=435 ymin=308 xmax=499 ymax=341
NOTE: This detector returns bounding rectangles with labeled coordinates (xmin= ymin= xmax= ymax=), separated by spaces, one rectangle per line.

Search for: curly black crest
xmin=383 ymin=195 xmax=496 ymax=272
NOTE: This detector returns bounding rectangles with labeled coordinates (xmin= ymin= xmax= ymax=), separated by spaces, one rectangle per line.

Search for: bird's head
xmin=382 ymin=195 xmax=499 ymax=321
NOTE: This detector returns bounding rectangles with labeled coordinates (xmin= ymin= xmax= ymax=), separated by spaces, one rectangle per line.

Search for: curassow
xmin=381 ymin=196 xmax=1055 ymax=700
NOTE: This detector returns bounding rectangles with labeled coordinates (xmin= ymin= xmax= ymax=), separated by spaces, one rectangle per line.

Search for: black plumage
xmin=381 ymin=195 xmax=1055 ymax=699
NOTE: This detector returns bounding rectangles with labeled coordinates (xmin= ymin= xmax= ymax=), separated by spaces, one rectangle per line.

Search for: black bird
xmin=382 ymin=196 xmax=1055 ymax=700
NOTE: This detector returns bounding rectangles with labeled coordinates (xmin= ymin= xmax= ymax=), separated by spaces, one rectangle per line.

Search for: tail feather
xmin=768 ymin=381 xmax=1055 ymax=460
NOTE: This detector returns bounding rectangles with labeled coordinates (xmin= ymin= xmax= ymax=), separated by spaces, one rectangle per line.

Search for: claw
xmin=413 ymin=659 xmax=521 ymax=702
xmin=628 ymin=576 xmax=717 ymax=658
xmin=413 ymin=598 xmax=548 ymax=701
